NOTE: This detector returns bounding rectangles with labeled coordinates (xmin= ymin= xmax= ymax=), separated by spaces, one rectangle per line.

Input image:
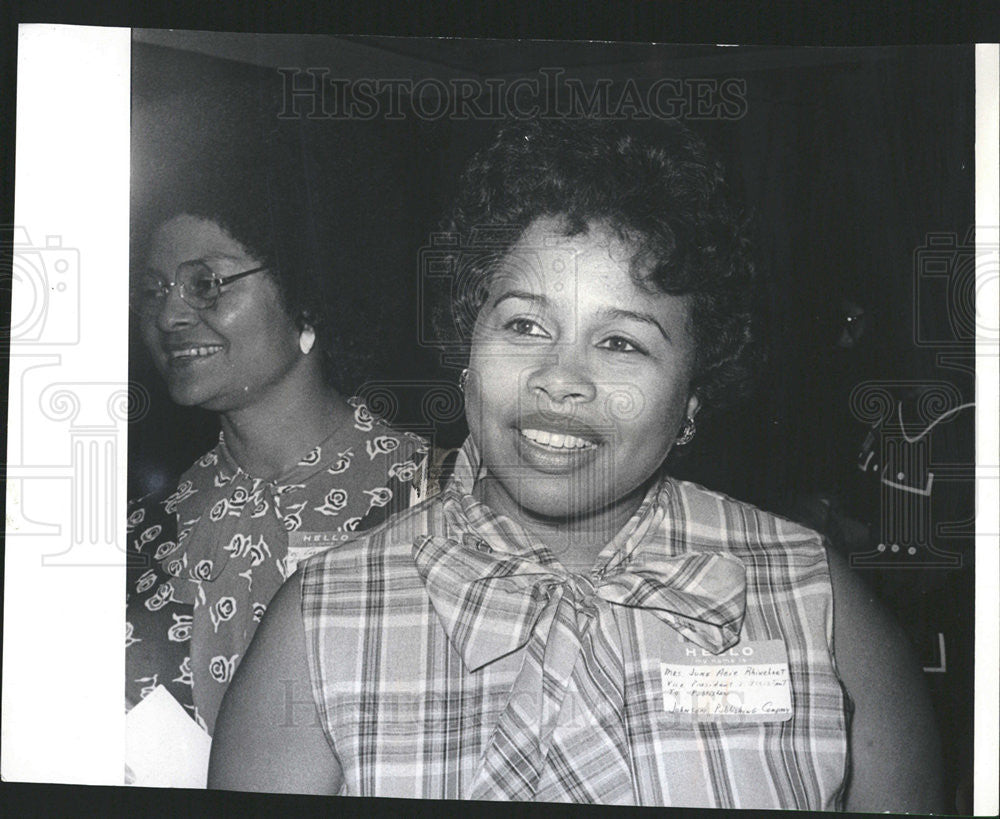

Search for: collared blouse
xmin=126 ymin=398 xmax=428 ymax=734
xmin=299 ymin=438 xmax=849 ymax=807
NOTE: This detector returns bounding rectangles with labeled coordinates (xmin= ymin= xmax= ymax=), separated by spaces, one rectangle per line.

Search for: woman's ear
xmin=296 ymin=311 xmax=316 ymax=332
xmin=685 ymin=393 xmax=701 ymax=420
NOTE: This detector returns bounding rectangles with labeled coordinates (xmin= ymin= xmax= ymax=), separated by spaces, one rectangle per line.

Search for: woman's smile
xmin=140 ymin=215 xmax=304 ymax=412
xmin=519 ymin=428 xmax=597 ymax=451
xmin=167 ymin=344 xmax=223 ymax=364
xmin=163 ymin=342 xmax=226 ymax=365
xmin=465 ymin=215 xmax=700 ymax=526
xmin=514 ymin=425 xmax=601 ymax=473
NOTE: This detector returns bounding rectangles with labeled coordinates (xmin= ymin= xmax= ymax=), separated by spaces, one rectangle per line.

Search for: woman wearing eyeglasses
xmin=125 ymin=164 xmax=429 ymax=747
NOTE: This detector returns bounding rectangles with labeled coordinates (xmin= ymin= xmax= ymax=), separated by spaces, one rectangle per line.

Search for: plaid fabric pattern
xmin=300 ymin=439 xmax=849 ymax=806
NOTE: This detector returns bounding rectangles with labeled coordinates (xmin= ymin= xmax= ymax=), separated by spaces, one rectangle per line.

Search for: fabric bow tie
xmin=412 ymin=533 xmax=747 ymax=673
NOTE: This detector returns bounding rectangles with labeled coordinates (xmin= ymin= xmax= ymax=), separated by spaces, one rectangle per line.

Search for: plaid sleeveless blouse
xmin=300 ymin=440 xmax=849 ymax=807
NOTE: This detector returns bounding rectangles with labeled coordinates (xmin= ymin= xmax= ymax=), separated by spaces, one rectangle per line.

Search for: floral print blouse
xmin=125 ymin=398 xmax=429 ymax=735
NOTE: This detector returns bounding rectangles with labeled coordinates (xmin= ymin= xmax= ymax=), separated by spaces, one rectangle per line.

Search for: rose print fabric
xmin=125 ymin=398 xmax=429 ymax=734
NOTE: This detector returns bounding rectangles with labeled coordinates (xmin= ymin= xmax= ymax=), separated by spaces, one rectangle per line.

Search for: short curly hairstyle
xmin=131 ymin=83 xmax=393 ymax=394
xmin=436 ymin=116 xmax=762 ymax=414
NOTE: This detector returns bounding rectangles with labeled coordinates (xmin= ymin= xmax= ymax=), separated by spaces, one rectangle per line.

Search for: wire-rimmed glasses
xmin=130 ymin=260 xmax=270 ymax=316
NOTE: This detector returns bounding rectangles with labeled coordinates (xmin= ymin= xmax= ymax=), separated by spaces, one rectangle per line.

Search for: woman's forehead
xmin=148 ymin=214 xmax=253 ymax=267
xmin=515 ymin=216 xmax=628 ymax=255
xmin=491 ymin=221 xmax=667 ymax=309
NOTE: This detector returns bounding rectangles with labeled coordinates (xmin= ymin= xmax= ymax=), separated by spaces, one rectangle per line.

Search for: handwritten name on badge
xmin=659 ymin=634 xmax=793 ymax=722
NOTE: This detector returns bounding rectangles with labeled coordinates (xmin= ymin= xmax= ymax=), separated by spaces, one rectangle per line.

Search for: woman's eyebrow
xmin=596 ymin=306 xmax=672 ymax=343
xmin=194 ymin=253 xmax=244 ymax=264
xmin=490 ymin=289 xmax=548 ymax=310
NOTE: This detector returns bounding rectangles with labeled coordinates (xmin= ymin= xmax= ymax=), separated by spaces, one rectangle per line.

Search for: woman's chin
xmin=163 ymin=380 xmax=214 ymax=409
xmin=490 ymin=483 xmax=615 ymax=528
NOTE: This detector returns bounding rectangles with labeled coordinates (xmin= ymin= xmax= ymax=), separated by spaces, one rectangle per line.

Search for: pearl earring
xmin=299 ymin=325 xmax=316 ymax=355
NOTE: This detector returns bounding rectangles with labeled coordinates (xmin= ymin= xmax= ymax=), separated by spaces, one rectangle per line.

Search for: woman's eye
xmin=504 ymin=318 xmax=549 ymax=338
xmin=190 ymin=276 xmax=218 ymax=299
xmin=133 ymin=276 xmax=165 ymax=298
xmin=599 ymin=336 xmax=645 ymax=354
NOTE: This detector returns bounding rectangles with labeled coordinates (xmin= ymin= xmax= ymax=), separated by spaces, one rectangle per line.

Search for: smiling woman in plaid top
xmin=209 ymin=117 xmax=942 ymax=811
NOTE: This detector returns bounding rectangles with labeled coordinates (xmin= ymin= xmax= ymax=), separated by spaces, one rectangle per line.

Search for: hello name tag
xmin=659 ymin=633 xmax=793 ymax=722
xmin=282 ymin=531 xmax=355 ymax=576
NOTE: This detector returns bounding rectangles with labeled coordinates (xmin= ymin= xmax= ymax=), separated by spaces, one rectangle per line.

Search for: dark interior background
xmin=128 ymin=36 xmax=976 ymax=810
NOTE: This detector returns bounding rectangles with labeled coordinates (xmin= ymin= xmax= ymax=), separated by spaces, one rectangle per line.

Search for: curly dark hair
xmin=437 ymin=116 xmax=762 ymax=414
xmin=130 ymin=82 xmax=395 ymax=394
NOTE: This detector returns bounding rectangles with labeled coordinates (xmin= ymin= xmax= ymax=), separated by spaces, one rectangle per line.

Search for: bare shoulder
xmin=208 ymin=575 xmax=342 ymax=794
xmin=824 ymin=547 xmax=945 ymax=813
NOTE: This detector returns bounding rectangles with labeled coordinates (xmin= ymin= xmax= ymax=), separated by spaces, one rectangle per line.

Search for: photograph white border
xmin=973 ymin=42 xmax=999 ymax=816
xmin=4 ymin=24 xmax=130 ymax=785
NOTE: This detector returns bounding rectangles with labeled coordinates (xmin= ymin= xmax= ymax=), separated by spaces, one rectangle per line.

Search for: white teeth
xmin=170 ymin=346 xmax=222 ymax=360
xmin=562 ymin=434 xmax=595 ymax=450
xmin=520 ymin=428 xmax=596 ymax=450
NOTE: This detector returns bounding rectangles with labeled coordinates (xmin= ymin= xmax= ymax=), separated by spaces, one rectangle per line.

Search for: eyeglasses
xmin=130 ymin=260 xmax=270 ymax=316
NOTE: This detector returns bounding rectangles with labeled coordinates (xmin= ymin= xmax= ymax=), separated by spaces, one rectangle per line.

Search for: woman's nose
xmin=526 ymin=352 xmax=598 ymax=405
xmin=153 ymin=285 xmax=199 ymax=332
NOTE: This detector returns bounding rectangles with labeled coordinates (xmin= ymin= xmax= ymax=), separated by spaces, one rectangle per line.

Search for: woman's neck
xmin=218 ymin=375 xmax=353 ymax=481
xmin=474 ymin=475 xmax=648 ymax=573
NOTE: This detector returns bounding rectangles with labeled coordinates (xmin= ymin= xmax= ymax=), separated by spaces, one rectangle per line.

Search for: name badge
xmin=659 ymin=632 xmax=793 ymax=722
xmin=282 ymin=531 xmax=354 ymax=577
